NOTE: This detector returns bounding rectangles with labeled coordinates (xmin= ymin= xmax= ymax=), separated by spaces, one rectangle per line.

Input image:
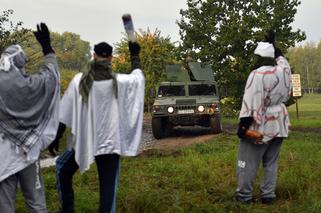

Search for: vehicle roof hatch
xmin=188 ymin=62 xmax=214 ymax=81
xmin=165 ymin=64 xmax=190 ymax=82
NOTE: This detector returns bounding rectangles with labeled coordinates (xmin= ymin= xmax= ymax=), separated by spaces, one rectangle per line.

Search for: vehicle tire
xmin=152 ymin=117 xmax=166 ymax=139
xmin=209 ymin=115 xmax=222 ymax=134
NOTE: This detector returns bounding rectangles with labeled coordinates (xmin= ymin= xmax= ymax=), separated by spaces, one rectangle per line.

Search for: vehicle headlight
xmin=153 ymin=105 xmax=160 ymax=113
xmin=167 ymin=106 xmax=174 ymax=113
xmin=197 ymin=105 xmax=205 ymax=112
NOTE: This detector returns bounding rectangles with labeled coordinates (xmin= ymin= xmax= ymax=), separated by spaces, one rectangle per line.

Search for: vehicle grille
xmin=175 ymin=105 xmax=196 ymax=110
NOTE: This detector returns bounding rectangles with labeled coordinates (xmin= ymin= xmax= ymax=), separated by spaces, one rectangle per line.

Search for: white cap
xmin=254 ymin=42 xmax=275 ymax=58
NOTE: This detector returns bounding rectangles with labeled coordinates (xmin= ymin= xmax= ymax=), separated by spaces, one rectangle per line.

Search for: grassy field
xmin=15 ymin=94 xmax=321 ymax=212
xmin=287 ymin=93 xmax=321 ymax=128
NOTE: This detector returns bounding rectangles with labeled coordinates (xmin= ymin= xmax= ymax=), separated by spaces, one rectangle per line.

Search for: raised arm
xmin=128 ymin=42 xmax=141 ymax=70
xmin=33 ymin=23 xmax=54 ymax=56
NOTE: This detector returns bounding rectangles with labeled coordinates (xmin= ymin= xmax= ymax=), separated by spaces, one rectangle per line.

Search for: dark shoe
xmin=235 ymin=196 xmax=252 ymax=204
xmin=261 ymin=197 xmax=275 ymax=204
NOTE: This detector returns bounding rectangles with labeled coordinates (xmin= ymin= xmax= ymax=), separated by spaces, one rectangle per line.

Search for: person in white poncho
xmin=0 ymin=23 xmax=60 ymax=212
xmin=49 ymin=41 xmax=144 ymax=213
xmin=235 ymin=31 xmax=292 ymax=204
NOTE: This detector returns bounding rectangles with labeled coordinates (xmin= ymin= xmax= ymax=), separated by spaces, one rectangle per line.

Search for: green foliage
xmin=220 ymin=96 xmax=240 ymax=118
xmin=113 ymin=29 xmax=178 ymax=110
xmin=1 ymin=10 xmax=90 ymax=73
xmin=177 ymin=0 xmax=306 ymax=109
xmin=0 ymin=9 xmax=29 ymax=52
xmin=20 ymin=31 xmax=91 ymax=72
xmin=60 ymin=69 xmax=79 ymax=94
xmin=51 ymin=32 xmax=91 ymax=70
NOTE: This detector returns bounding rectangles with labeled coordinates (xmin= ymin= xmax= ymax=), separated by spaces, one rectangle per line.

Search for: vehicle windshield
xmin=188 ymin=84 xmax=216 ymax=96
xmin=157 ymin=85 xmax=185 ymax=97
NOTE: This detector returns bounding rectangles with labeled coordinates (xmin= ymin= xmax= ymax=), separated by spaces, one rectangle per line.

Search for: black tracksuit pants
xmin=56 ymin=149 xmax=120 ymax=213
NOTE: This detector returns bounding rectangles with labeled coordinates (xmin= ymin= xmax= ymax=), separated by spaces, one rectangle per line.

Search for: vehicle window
xmin=158 ymin=85 xmax=185 ymax=97
xmin=188 ymin=84 xmax=216 ymax=96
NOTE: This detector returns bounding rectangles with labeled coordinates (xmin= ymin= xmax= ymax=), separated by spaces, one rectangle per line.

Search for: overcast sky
xmin=1 ymin=0 xmax=320 ymax=48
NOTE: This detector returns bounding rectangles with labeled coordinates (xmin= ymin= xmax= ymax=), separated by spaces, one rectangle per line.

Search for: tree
xmin=177 ymin=0 xmax=306 ymax=109
xmin=51 ymin=32 xmax=91 ymax=70
xmin=20 ymin=31 xmax=91 ymax=72
xmin=113 ymin=29 xmax=178 ymax=111
xmin=287 ymin=42 xmax=321 ymax=93
xmin=0 ymin=10 xmax=89 ymax=95
xmin=0 ymin=10 xmax=28 ymax=52
xmin=0 ymin=10 xmax=90 ymax=72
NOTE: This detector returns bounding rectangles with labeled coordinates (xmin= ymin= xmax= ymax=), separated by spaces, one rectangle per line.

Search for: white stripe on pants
xmin=0 ymin=160 xmax=47 ymax=213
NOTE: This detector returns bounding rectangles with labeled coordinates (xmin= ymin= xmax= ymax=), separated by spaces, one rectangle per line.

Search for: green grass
xmin=287 ymin=94 xmax=321 ymax=128
xmin=15 ymin=93 xmax=321 ymax=212
xmin=15 ymin=131 xmax=321 ymax=212
xmin=119 ymin=132 xmax=321 ymax=213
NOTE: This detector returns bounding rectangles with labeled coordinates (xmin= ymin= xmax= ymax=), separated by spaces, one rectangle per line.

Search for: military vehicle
xmin=151 ymin=62 xmax=222 ymax=139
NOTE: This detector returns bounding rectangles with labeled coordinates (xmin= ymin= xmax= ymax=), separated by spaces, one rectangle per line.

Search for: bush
xmin=220 ymin=96 xmax=240 ymax=118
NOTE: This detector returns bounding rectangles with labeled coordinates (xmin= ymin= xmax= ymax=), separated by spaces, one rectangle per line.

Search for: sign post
xmin=291 ymin=74 xmax=302 ymax=120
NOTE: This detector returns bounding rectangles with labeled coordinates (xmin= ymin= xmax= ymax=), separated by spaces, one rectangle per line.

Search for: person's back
xmin=0 ymin=23 xmax=60 ymax=213
xmin=235 ymin=32 xmax=292 ymax=204
xmin=52 ymin=41 xmax=144 ymax=213
xmin=240 ymin=50 xmax=291 ymax=143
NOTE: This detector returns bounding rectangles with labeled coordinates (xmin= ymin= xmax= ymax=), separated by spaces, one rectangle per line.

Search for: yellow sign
xmin=291 ymin=74 xmax=301 ymax=97
xmin=292 ymin=79 xmax=301 ymax=86
xmin=293 ymin=91 xmax=302 ymax=97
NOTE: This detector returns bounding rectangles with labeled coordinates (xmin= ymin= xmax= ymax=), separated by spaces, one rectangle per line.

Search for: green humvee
xmin=151 ymin=62 xmax=222 ymax=139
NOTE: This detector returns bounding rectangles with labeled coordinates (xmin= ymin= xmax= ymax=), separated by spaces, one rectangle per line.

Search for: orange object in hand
xmin=245 ymin=129 xmax=263 ymax=144
xmin=245 ymin=129 xmax=263 ymax=139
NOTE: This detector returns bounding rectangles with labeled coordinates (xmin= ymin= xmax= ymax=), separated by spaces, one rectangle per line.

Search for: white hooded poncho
xmin=60 ymin=69 xmax=145 ymax=172
xmin=0 ymin=46 xmax=60 ymax=181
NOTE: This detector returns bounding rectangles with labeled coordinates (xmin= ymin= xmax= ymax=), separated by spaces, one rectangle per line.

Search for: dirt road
xmin=139 ymin=115 xmax=231 ymax=153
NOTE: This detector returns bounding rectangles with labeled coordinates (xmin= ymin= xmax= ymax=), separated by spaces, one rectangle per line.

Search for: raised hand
xmin=33 ymin=23 xmax=54 ymax=55
xmin=265 ymin=30 xmax=275 ymax=46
